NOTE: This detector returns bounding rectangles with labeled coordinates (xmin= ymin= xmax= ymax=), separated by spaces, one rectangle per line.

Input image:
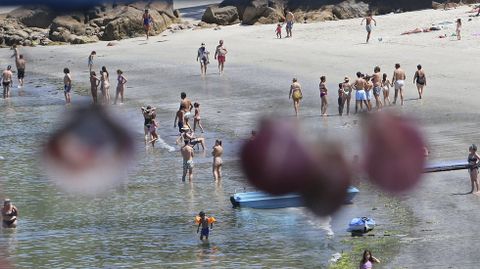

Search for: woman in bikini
xmin=289 ymin=78 xmax=303 ymax=117
xmin=413 ymin=65 xmax=426 ymax=99
xmin=1 ymin=199 xmax=18 ymax=228
xmin=212 ymin=140 xmax=223 ymax=181
xmin=468 ymin=144 xmax=480 ymax=193
xmin=342 ymin=77 xmax=353 ymax=115
xmin=193 ymin=102 xmax=204 ymax=133
xmin=319 ymin=76 xmax=328 ymax=116
xmin=381 ymin=73 xmax=392 ymax=106
xmin=90 ymin=71 xmax=100 ymax=104
xmin=114 ymin=69 xmax=127 ymax=105
xmin=100 ymin=66 xmax=110 ymax=104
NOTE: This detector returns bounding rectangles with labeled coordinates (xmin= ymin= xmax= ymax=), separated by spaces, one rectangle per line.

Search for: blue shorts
xmin=64 ymin=85 xmax=71 ymax=93
xmin=201 ymin=228 xmax=209 ymax=237
xmin=286 ymin=21 xmax=293 ymax=29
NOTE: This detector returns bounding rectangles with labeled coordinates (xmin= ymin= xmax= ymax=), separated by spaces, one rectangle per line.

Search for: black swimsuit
xmin=468 ymin=156 xmax=478 ymax=172
xmin=3 ymin=208 xmax=17 ymax=226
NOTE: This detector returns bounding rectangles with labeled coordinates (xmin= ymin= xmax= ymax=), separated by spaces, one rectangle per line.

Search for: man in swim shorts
xmin=1 ymin=65 xmax=13 ymax=99
xmin=372 ymin=66 xmax=383 ymax=110
xmin=63 ymin=68 xmax=72 ymax=104
xmin=392 ymin=63 xmax=406 ymax=106
xmin=181 ymin=140 xmax=194 ymax=182
xmin=174 ymin=104 xmax=187 ymax=133
xmin=197 ymin=211 xmax=214 ymax=240
xmin=180 ymin=92 xmax=193 ymax=118
xmin=361 ymin=12 xmax=376 ymax=43
xmin=214 ymin=40 xmax=228 ymax=74
xmin=354 ymin=72 xmax=368 ymax=113
xmin=285 ymin=10 xmax=295 ymax=38
xmin=12 ymin=46 xmax=26 ymax=87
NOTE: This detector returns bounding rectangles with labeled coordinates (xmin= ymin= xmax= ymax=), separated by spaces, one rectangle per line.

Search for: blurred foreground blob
xmin=363 ymin=112 xmax=426 ymax=193
xmin=43 ymin=106 xmax=134 ymax=194
xmin=241 ymin=112 xmax=426 ymax=216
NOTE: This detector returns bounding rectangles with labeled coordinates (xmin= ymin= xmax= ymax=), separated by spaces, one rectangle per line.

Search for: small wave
xmin=156 ymin=138 xmax=176 ymax=152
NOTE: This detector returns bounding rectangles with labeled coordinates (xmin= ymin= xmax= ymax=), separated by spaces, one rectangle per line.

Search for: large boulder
xmin=242 ymin=0 xmax=285 ymax=24
xmin=202 ymin=5 xmax=240 ymax=25
xmin=7 ymin=6 xmax=56 ymax=28
xmin=332 ymin=0 xmax=369 ymax=19
xmin=50 ymin=15 xmax=87 ymax=36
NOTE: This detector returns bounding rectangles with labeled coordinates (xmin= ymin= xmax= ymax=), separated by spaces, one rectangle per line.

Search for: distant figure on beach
xmin=392 ymin=63 xmax=406 ymax=106
xmin=319 ymin=76 xmax=328 ymax=116
xmin=1 ymin=65 xmax=13 ymax=99
xmin=114 ymin=69 xmax=127 ymax=105
xmin=181 ymin=140 xmax=194 ymax=182
xmin=342 ymin=77 xmax=353 ymax=115
xmin=359 ymin=250 xmax=380 ymax=269
xmin=354 ymin=72 xmax=368 ymax=113
xmin=1 ymin=199 xmax=18 ymax=228
xmin=361 ymin=12 xmax=376 ymax=43
xmin=413 ymin=64 xmax=426 ymax=99
xmin=381 ymin=73 xmax=392 ymax=106
xmin=197 ymin=43 xmax=210 ymax=76
xmin=12 ymin=47 xmax=26 ymax=88
xmin=456 ymin=18 xmax=462 ymax=40
xmin=372 ymin=66 xmax=383 ymax=110
xmin=364 ymin=75 xmax=373 ymax=111
xmin=289 ymin=78 xmax=303 ymax=117
xmin=214 ymin=40 xmax=228 ymax=75
xmin=276 ymin=23 xmax=282 ymax=38
xmin=149 ymin=114 xmax=159 ymax=147
xmin=88 ymin=51 xmax=96 ymax=73
xmin=142 ymin=106 xmax=156 ymax=144
xmin=89 ymin=71 xmax=100 ymax=104
xmin=285 ymin=10 xmax=295 ymax=37
xmin=468 ymin=144 xmax=480 ymax=193
xmin=143 ymin=9 xmax=153 ymax=40
xmin=250 ymin=130 xmax=257 ymax=141
xmin=212 ymin=139 xmax=223 ymax=181
xmin=100 ymin=66 xmax=110 ymax=104
xmin=197 ymin=211 xmax=214 ymax=240
xmin=338 ymin=83 xmax=345 ymax=116
xmin=63 ymin=68 xmax=72 ymax=104
xmin=193 ymin=102 xmax=204 ymax=133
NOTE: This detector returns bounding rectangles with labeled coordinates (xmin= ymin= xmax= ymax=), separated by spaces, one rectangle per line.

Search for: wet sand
xmin=1 ymin=4 xmax=480 ymax=267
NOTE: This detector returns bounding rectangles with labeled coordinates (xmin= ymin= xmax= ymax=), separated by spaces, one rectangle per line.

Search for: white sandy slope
xmin=1 ymin=5 xmax=480 ymax=267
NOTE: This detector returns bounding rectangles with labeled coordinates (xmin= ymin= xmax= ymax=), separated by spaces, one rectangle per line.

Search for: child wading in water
xmin=63 ymin=68 xmax=72 ymax=105
xmin=196 ymin=211 xmax=215 ymax=241
xmin=149 ymin=115 xmax=159 ymax=147
xmin=276 ymin=23 xmax=282 ymax=38
xmin=193 ymin=102 xmax=204 ymax=133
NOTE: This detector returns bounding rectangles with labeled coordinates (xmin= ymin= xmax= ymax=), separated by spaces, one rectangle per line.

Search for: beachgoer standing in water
xmin=361 ymin=12 xmax=376 ymax=43
xmin=319 ymin=76 xmax=328 ymax=116
xmin=289 ymin=78 xmax=303 ymax=117
xmin=342 ymin=77 xmax=353 ymax=115
xmin=1 ymin=65 xmax=13 ymax=99
xmin=468 ymin=144 xmax=480 ymax=193
xmin=392 ymin=63 xmax=406 ymax=106
xmin=181 ymin=140 xmax=194 ymax=182
xmin=381 ymin=73 xmax=392 ymax=106
xmin=212 ymin=140 xmax=223 ymax=181
xmin=90 ymin=71 xmax=100 ymax=104
xmin=372 ymin=66 xmax=383 ymax=110
xmin=143 ymin=9 xmax=153 ymax=40
xmin=413 ymin=64 xmax=426 ymax=99
xmin=1 ymin=199 xmax=18 ymax=228
xmin=197 ymin=43 xmax=210 ymax=76
xmin=359 ymin=250 xmax=380 ymax=269
xmin=180 ymin=92 xmax=194 ymax=114
xmin=456 ymin=18 xmax=462 ymax=40
xmin=100 ymin=66 xmax=110 ymax=104
xmin=12 ymin=46 xmax=26 ymax=88
xmin=142 ymin=106 xmax=156 ymax=144
xmin=285 ymin=10 xmax=295 ymax=37
xmin=338 ymin=83 xmax=345 ymax=116
xmin=364 ymin=75 xmax=373 ymax=111
xmin=149 ymin=115 xmax=159 ymax=147
xmin=193 ymin=102 xmax=204 ymax=133
xmin=214 ymin=40 xmax=228 ymax=75
xmin=63 ymin=68 xmax=72 ymax=104
xmin=354 ymin=72 xmax=368 ymax=113
xmin=88 ymin=51 xmax=96 ymax=73
xmin=197 ymin=211 xmax=214 ymax=240
xmin=114 ymin=69 xmax=127 ymax=105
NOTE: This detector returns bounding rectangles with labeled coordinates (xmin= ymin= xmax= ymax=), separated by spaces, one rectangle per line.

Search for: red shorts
xmin=217 ymin=55 xmax=226 ymax=63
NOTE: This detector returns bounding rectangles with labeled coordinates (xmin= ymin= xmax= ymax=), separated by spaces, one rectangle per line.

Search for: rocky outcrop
xmin=205 ymin=0 xmax=432 ymax=25
xmin=0 ymin=0 xmax=179 ymax=47
xmin=202 ymin=5 xmax=240 ymax=25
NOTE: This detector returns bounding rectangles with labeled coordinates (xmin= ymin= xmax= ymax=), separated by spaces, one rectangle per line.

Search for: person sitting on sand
xmin=197 ymin=43 xmax=210 ymax=76
xmin=90 ymin=71 xmax=100 ymax=104
xmin=193 ymin=102 xmax=204 ymax=133
xmin=1 ymin=65 xmax=13 ymax=99
xmin=63 ymin=67 xmax=72 ymax=104
xmin=360 ymin=250 xmax=380 ymax=269
xmin=114 ymin=69 xmax=127 ymax=105
xmin=1 ymin=199 xmax=18 ymax=228
xmin=361 ymin=12 xmax=376 ymax=43
xmin=468 ymin=144 xmax=480 ymax=193
xmin=319 ymin=76 xmax=328 ymax=116
xmin=354 ymin=72 xmax=368 ymax=113
xmin=276 ymin=23 xmax=282 ymax=38
xmin=381 ymin=73 xmax=392 ymax=106
xmin=392 ymin=63 xmax=406 ymax=106
xmin=212 ymin=140 xmax=223 ymax=181
xmin=143 ymin=9 xmax=154 ymax=40
xmin=181 ymin=140 xmax=194 ymax=182
xmin=197 ymin=211 xmax=214 ymax=240
xmin=13 ymin=50 xmax=26 ymax=88
xmin=413 ymin=64 xmax=426 ymax=99
xmin=289 ymin=78 xmax=303 ymax=117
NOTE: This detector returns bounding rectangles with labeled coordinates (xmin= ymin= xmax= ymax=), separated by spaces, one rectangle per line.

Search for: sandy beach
xmin=2 ymin=3 xmax=480 ymax=268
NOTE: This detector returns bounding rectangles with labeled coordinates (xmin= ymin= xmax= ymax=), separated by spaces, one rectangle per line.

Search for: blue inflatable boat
xmin=348 ymin=217 xmax=376 ymax=233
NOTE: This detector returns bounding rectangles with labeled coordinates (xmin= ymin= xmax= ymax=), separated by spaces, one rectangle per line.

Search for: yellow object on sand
xmin=195 ymin=216 xmax=216 ymax=224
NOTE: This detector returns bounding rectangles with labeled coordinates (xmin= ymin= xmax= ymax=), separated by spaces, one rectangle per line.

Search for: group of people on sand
xmin=197 ymin=40 xmax=228 ymax=76
xmin=289 ymin=63 xmax=427 ymax=117
xmin=275 ymin=10 xmax=295 ymax=38
xmin=62 ymin=51 xmax=128 ymax=105
xmin=1 ymin=45 xmax=26 ymax=99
